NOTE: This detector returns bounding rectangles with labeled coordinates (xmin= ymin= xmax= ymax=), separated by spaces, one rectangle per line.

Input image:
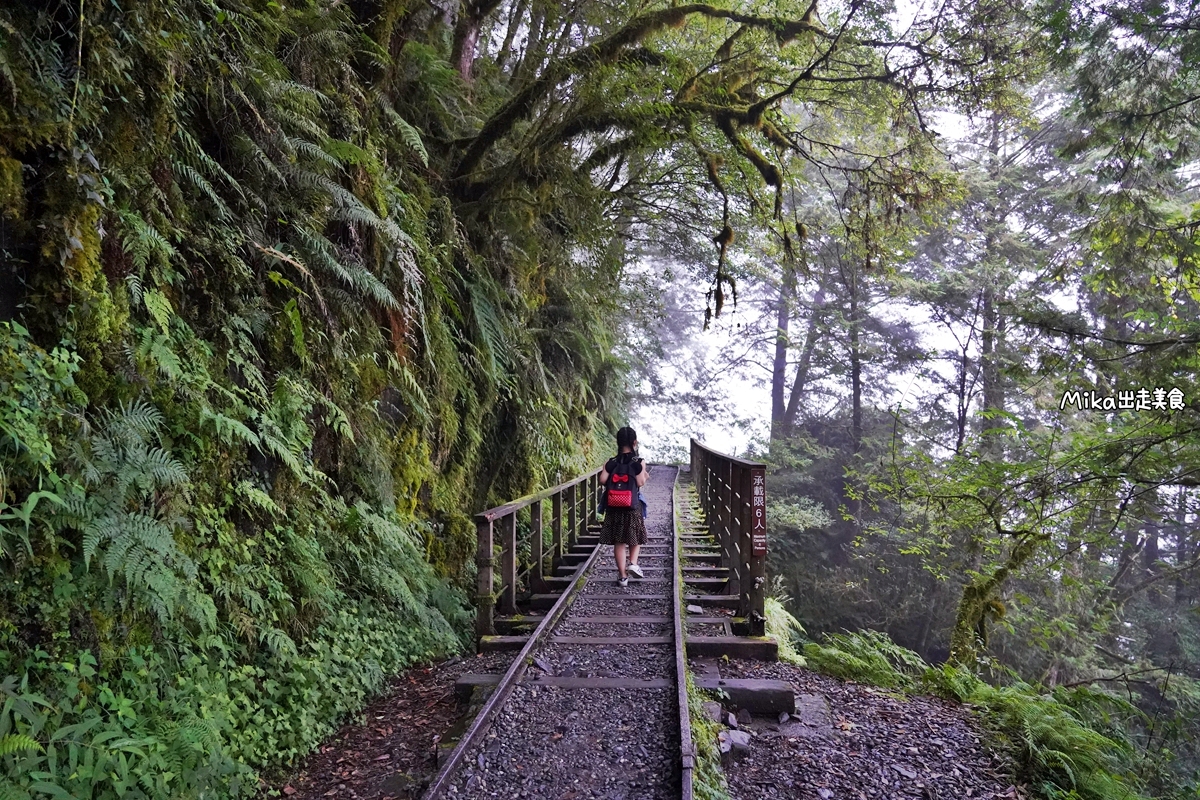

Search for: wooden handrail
xmin=687 ymin=442 xmax=766 ymax=470
xmin=475 ymin=465 xmax=604 ymax=639
xmin=691 ymin=438 xmax=768 ymax=636
xmin=474 ymin=467 xmax=604 ymax=522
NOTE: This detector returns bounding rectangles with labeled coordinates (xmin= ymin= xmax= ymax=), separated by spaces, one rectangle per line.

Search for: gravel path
xmin=445 ymin=465 xmax=682 ymax=799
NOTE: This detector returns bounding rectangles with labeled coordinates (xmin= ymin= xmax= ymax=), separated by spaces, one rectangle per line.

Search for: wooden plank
xmin=530 ymin=499 xmax=544 ymax=593
xmin=527 ymin=676 xmax=672 ymax=689
xmin=494 ymin=615 xmax=546 ymax=633
xmin=478 ymin=635 xmax=530 ymax=652
xmin=501 ymin=513 xmax=517 ymax=615
xmin=476 ymin=466 xmax=604 ymax=522
xmin=549 ymin=636 xmax=671 ymax=645
xmin=476 ymin=516 xmax=495 ymax=638
xmin=690 ymin=439 xmax=767 ymax=469
xmin=687 ymin=635 xmax=778 ymax=661
xmin=686 ymin=615 xmax=746 ymax=625
xmin=684 ymin=577 xmax=729 ymax=589
xmin=562 ymin=615 xmax=671 ymax=623
xmin=529 ymin=593 xmax=563 ymax=610
xmin=684 ymin=594 xmax=739 ymax=608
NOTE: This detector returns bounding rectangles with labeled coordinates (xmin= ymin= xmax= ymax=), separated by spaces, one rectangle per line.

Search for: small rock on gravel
xmin=718 ymin=729 xmax=753 ymax=761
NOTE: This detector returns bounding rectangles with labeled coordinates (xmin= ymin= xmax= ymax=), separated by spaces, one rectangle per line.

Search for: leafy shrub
xmin=803 ymin=629 xmax=926 ymax=688
xmin=765 ymin=577 xmax=807 ymax=666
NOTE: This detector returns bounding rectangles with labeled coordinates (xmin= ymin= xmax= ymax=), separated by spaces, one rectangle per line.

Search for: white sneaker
xmin=618 ymin=577 xmax=629 ymax=588
xmin=627 ymin=563 xmax=644 ymax=578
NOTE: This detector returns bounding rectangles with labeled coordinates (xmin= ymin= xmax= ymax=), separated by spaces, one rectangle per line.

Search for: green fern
xmin=377 ymin=100 xmax=429 ymax=167
xmin=0 ymin=734 xmax=41 ymax=755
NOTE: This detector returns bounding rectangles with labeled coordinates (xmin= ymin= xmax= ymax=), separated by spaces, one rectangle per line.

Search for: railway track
xmin=423 ymin=464 xmax=693 ymax=800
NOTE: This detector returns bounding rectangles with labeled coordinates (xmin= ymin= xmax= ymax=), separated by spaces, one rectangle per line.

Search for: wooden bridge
xmin=422 ymin=439 xmax=789 ymax=800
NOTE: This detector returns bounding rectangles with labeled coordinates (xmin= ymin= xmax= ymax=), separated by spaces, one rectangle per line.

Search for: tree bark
xmin=770 ymin=259 xmax=797 ymax=437
xmin=781 ymin=288 xmax=825 ymax=437
xmin=495 ymin=0 xmax=527 ymax=71
xmin=451 ymin=0 xmax=505 ymax=83
xmin=978 ymin=113 xmax=1006 ymax=459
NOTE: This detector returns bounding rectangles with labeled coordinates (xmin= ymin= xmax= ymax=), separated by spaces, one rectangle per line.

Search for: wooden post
xmin=501 ymin=512 xmax=517 ymax=615
xmin=748 ymin=466 xmax=767 ymax=635
xmin=475 ymin=515 xmax=495 ymax=639
xmin=718 ymin=458 xmax=733 ymax=574
xmin=552 ymin=491 xmax=563 ymax=561
xmin=566 ymin=483 xmax=577 ymax=549
xmin=736 ymin=466 xmax=753 ymax=615
xmin=530 ymin=499 xmax=544 ymax=593
xmin=586 ymin=473 xmax=596 ymax=525
xmin=706 ymin=453 xmax=719 ymax=558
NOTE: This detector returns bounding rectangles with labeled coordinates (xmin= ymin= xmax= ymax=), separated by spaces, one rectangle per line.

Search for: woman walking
xmin=598 ymin=427 xmax=649 ymax=587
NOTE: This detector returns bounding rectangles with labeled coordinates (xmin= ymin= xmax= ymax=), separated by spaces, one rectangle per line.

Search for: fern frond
xmin=172 ymin=160 xmax=233 ymax=221
xmin=200 ymin=408 xmax=261 ymax=448
xmin=134 ymin=329 xmax=184 ymax=381
xmin=175 ymin=128 xmax=246 ymax=199
xmin=0 ymin=733 xmax=41 ymax=755
xmin=290 ymin=137 xmax=341 ymax=171
xmin=377 ymin=99 xmax=429 ymax=167
xmin=234 ymin=480 xmax=280 ymax=517
xmin=141 ymin=288 xmax=175 ymax=333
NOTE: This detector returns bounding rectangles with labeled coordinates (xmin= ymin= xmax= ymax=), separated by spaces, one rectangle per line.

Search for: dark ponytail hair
xmin=616 ymin=426 xmax=638 ymax=457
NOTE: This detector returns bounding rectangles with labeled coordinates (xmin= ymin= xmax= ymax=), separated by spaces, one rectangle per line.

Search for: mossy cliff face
xmin=0 ymin=0 xmax=624 ymax=795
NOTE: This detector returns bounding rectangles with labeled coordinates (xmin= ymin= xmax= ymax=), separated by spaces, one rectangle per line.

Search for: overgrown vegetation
xmin=1 ymin=0 xmax=631 ymax=794
xmin=764 ymin=577 xmax=806 ymax=666
xmin=804 ymin=629 xmax=1184 ymax=800
xmin=685 ymin=669 xmax=732 ymax=800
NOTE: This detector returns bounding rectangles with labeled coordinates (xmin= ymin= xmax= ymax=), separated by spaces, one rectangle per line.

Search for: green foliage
xmin=0 ymin=0 xmax=628 ymax=794
xmin=927 ymin=668 xmax=1151 ymax=800
xmin=764 ymin=578 xmax=807 ymax=666
xmin=804 ymin=630 xmax=927 ymax=689
xmin=686 ymin=670 xmax=731 ymax=800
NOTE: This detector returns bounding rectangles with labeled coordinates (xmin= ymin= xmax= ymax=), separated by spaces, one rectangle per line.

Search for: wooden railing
xmin=475 ymin=466 xmax=604 ymax=639
xmin=690 ymin=438 xmax=767 ymax=636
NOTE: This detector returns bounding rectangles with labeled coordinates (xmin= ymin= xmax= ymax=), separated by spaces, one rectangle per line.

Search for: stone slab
xmin=694 ymin=677 xmax=796 ymax=714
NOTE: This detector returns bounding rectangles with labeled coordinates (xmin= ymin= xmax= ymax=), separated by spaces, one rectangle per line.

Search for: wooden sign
xmin=750 ymin=467 xmax=767 ymax=556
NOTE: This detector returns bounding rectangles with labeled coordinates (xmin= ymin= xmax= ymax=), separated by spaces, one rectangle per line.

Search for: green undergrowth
xmin=686 ymin=665 xmax=732 ymax=800
xmin=803 ymin=630 xmax=1164 ymax=800
xmin=0 ymin=0 xmax=626 ymax=794
xmin=765 ymin=578 xmax=807 ymax=666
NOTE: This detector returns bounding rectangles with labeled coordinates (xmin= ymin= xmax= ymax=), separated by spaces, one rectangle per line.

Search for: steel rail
xmin=673 ymin=467 xmax=695 ymax=800
xmin=420 ymin=541 xmax=603 ymax=800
